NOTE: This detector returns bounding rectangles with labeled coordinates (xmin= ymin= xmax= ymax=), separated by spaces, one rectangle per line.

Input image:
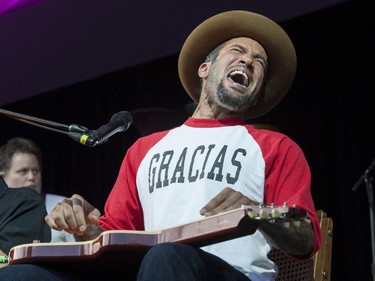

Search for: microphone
xmin=68 ymin=111 xmax=133 ymax=147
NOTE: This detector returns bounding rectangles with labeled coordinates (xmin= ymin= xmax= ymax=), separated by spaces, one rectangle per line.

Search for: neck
xmin=192 ymin=103 xmax=246 ymax=120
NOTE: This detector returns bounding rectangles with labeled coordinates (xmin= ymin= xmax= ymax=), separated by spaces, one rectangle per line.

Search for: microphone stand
xmin=352 ymin=158 xmax=375 ymax=281
xmin=0 ymin=108 xmax=90 ymax=139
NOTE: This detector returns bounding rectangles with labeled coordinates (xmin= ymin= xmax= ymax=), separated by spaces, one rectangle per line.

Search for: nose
xmin=238 ymin=56 xmax=253 ymax=69
xmin=26 ymin=172 xmax=35 ymax=180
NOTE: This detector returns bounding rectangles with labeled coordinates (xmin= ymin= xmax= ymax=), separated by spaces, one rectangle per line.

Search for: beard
xmin=216 ymin=82 xmax=253 ymax=111
xmin=205 ymin=74 xmax=256 ymax=113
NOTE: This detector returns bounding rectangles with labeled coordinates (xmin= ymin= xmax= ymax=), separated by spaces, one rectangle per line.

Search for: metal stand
xmin=353 ymin=158 xmax=375 ymax=281
xmin=0 ymin=108 xmax=131 ymax=147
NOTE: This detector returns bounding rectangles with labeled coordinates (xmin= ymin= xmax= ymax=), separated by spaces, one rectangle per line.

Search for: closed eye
xmin=254 ymin=55 xmax=267 ymax=72
xmin=229 ymin=45 xmax=247 ymax=54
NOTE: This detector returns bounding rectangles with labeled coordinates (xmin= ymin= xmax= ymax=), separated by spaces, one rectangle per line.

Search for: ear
xmin=198 ymin=62 xmax=211 ymax=79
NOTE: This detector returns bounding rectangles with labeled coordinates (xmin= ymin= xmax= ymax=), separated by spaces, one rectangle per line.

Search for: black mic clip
xmin=67 ymin=124 xmax=95 ymax=147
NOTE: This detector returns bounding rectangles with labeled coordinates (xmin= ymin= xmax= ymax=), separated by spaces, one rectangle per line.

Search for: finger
xmin=50 ymin=197 xmax=82 ymax=234
xmin=45 ymin=214 xmax=62 ymax=231
xmin=71 ymin=194 xmax=101 ymax=233
xmin=87 ymin=209 xmax=101 ymax=224
xmin=203 ymin=189 xmax=255 ymax=216
xmin=45 ymin=200 xmax=75 ymax=232
xmin=46 ymin=194 xmax=100 ymax=235
xmin=220 ymin=190 xmax=252 ymax=209
xmin=200 ymin=187 xmax=234 ymax=215
xmin=69 ymin=197 xmax=88 ymax=234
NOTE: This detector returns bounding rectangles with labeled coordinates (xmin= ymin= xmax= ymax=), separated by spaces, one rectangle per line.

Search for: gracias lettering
xmin=148 ymin=144 xmax=247 ymax=192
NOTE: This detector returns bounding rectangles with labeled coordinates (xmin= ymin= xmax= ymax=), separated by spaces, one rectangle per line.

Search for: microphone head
xmin=68 ymin=111 xmax=133 ymax=147
xmin=115 ymin=111 xmax=133 ymax=131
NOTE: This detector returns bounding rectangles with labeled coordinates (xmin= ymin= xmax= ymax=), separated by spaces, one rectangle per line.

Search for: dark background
xmin=0 ymin=0 xmax=348 ymax=106
xmin=0 ymin=1 xmax=374 ymax=280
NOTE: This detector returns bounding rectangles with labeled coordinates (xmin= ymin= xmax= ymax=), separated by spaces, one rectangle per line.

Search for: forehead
xmin=221 ymin=37 xmax=267 ymax=56
xmin=10 ymin=152 xmax=39 ymax=168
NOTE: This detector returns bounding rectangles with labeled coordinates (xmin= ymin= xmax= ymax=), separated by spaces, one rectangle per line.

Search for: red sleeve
xmin=98 ymin=131 xmax=169 ymax=231
xmin=98 ymin=141 xmax=144 ymax=231
xmin=251 ymin=128 xmax=322 ymax=257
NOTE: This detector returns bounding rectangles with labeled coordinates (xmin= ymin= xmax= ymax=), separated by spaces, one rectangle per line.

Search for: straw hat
xmin=178 ymin=10 xmax=297 ymax=118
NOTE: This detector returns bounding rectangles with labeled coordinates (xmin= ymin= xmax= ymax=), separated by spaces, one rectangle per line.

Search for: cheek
xmin=4 ymin=173 xmax=24 ymax=187
xmin=36 ymin=175 xmax=42 ymax=184
xmin=257 ymin=63 xmax=268 ymax=80
xmin=253 ymin=67 xmax=265 ymax=80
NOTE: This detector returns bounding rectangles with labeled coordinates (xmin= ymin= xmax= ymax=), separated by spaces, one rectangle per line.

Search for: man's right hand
xmin=45 ymin=194 xmax=101 ymax=236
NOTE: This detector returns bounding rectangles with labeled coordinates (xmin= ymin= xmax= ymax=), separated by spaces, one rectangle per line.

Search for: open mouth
xmin=228 ymin=70 xmax=249 ymax=87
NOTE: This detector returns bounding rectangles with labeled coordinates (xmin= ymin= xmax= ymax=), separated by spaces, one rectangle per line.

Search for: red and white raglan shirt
xmin=99 ymin=118 xmax=322 ymax=281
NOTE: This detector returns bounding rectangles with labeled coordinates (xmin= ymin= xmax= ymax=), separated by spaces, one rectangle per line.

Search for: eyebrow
xmin=16 ymin=167 xmax=29 ymax=172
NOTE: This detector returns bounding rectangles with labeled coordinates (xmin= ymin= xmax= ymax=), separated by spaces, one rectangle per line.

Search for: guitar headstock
xmin=241 ymin=203 xmax=308 ymax=227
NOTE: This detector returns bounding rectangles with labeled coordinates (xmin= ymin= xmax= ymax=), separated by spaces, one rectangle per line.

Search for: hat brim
xmin=178 ymin=10 xmax=297 ymax=119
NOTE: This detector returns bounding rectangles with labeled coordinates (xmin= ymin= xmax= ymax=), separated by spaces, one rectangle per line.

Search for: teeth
xmin=230 ymin=70 xmax=248 ymax=79
xmin=229 ymin=70 xmax=249 ymax=87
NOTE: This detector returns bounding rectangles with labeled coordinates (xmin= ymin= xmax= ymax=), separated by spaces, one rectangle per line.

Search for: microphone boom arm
xmin=0 ymin=108 xmax=71 ymax=134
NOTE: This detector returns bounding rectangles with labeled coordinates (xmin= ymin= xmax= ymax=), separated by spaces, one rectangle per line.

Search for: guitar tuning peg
xmin=247 ymin=210 xmax=257 ymax=219
xmin=292 ymin=220 xmax=301 ymax=228
xmin=271 ymin=208 xmax=281 ymax=219
xmin=259 ymin=209 xmax=268 ymax=219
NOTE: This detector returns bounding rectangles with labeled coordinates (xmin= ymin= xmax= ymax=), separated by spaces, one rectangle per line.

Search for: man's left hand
xmin=199 ymin=187 xmax=257 ymax=216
